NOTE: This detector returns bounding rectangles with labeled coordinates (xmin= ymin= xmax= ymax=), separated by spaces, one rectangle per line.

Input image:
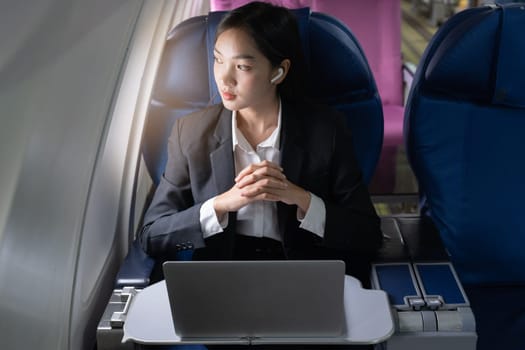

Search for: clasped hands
xmin=214 ymin=160 xmax=310 ymax=217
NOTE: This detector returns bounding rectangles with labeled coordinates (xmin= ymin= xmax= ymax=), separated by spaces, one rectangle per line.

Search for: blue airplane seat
xmin=117 ymin=7 xmax=384 ymax=287
xmin=142 ymin=8 xmax=383 ymax=187
xmin=404 ymin=4 xmax=525 ymax=349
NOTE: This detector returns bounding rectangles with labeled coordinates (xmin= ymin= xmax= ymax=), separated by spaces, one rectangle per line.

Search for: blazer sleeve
xmin=139 ymin=118 xmax=205 ymax=259
xmin=320 ymin=114 xmax=383 ymax=255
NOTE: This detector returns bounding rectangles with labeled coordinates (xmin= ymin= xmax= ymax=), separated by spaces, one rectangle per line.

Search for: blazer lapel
xmin=210 ymin=107 xmax=235 ymax=195
xmin=209 ymin=106 xmax=237 ymax=257
xmin=278 ymin=102 xmax=305 ymax=237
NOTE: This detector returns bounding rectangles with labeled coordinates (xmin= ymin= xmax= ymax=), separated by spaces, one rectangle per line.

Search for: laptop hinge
xmin=241 ymin=336 xmax=261 ymax=345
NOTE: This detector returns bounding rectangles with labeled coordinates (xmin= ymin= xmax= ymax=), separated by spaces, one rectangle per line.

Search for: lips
xmin=221 ymin=91 xmax=236 ymax=100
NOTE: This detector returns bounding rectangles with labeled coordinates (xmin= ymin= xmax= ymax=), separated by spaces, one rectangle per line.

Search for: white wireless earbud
xmin=270 ymin=68 xmax=284 ymax=84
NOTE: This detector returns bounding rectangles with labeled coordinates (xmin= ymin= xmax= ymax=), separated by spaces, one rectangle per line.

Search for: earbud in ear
xmin=270 ymin=68 xmax=284 ymax=84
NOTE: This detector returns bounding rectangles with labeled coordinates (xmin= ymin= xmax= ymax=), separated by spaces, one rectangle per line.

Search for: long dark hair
xmin=216 ymin=1 xmax=306 ymax=102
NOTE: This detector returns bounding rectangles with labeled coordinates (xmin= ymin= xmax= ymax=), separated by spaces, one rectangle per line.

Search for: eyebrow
xmin=214 ymin=48 xmax=256 ymax=60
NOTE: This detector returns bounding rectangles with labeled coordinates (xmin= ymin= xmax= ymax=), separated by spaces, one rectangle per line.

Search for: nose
xmin=214 ymin=64 xmax=235 ymax=89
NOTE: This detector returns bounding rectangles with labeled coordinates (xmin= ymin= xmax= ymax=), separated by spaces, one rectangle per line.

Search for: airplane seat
xmin=404 ymin=4 xmax=525 ymax=349
xmin=116 ymin=5 xmax=384 ymax=287
xmin=143 ymin=7 xmax=383 ymax=187
xmin=309 ymin=0 xmax=405 ymax=194
xmin=211 ymin=0 xmax=406 ymax=194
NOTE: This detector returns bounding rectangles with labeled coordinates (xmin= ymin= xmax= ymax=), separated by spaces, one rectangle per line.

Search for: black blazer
xmin=140 ymin=101 xmax=382 ymax=263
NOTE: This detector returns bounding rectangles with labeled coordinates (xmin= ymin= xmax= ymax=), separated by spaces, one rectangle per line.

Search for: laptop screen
xmin=163 ymin=260 xmax=346 ymax=339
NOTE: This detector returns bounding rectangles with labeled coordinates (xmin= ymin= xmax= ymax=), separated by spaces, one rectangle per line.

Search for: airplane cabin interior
xmin=0 ymin=1 xmax=524 ymax=350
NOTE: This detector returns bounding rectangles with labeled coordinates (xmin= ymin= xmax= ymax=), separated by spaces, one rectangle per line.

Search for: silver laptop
xmin=163 ymin=260 xmax=346 ymax=339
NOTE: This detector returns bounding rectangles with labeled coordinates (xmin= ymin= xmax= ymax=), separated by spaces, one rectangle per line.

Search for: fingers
xmin=241 ymin=178 xmax=308 ymax=209
xmin=235 ymin=160 xmax=286 ymax=182
xmin=214 ymin=184 xmax=252 ymax=213
xmin=236 ymin=173 xmax=288 ymax=191
xmin=241 ymin=177 xmax=289 ymax=197
xmin=240 ymin=184 xmax=283 ymax=202
xmin=235 ymin=160 xmax=286 ymax=188
xmin=215 ymin=160 xmax=293 ymax=214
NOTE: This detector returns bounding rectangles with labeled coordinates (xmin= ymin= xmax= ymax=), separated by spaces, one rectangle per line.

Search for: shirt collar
xmin=232 ymin=100 xmax=282 ymax=152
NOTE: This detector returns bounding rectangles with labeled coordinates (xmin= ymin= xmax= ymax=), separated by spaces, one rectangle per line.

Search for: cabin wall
xmin=0 ymin=1 xmax=204 ymax=349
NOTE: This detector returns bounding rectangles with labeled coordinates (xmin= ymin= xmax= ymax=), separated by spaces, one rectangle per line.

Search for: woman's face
xmin=214 ymin=28 xmax=278 ymax=113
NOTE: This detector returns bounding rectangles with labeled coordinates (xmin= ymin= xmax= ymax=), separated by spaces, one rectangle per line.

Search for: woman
xmin=140 ymin=1 xmax=382 ymax=285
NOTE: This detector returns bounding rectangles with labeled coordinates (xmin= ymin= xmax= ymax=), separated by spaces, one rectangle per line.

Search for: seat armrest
xmin=395 ymin=215 xmax=450 ymax=262
xmin=115 ymin=239 xmax=155 ymax=288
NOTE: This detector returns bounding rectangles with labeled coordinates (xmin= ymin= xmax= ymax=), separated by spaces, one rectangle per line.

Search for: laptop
xmin=162 ymin=260 xmax=346 ymax=339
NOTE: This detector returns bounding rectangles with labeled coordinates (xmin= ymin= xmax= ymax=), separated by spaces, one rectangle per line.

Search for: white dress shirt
xmin=200 ymin=104 xmax=326 ymax=241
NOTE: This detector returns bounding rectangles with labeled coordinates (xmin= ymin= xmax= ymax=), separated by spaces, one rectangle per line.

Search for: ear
xmin=271 ymin=59 xmax=291 ymax=85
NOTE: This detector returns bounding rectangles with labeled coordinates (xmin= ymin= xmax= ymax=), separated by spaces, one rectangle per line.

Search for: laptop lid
xmin=162 ymin=260 xmax=346 ymax=339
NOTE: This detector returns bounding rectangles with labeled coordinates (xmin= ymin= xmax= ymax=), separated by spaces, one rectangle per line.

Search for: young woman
xmin=140 ymin=1 xmax=382 ymax=285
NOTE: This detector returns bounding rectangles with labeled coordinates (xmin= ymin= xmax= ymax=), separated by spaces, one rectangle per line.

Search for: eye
xmin=214 ymin=56 xmax=223 ymax=64
xmin=237 ymin=64 xmax=251 ymax=71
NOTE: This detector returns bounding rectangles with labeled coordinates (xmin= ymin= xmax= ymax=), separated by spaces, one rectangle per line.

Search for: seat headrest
xmin=154 ymin=17 xmax=211 ymax=109
xmin=308 ymin=13 xmax=374 ymax=103
xmin=153 ymin=9 xmax=376 ymax=107
xmin=423 ymin=4 xmax=525 ymax=108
